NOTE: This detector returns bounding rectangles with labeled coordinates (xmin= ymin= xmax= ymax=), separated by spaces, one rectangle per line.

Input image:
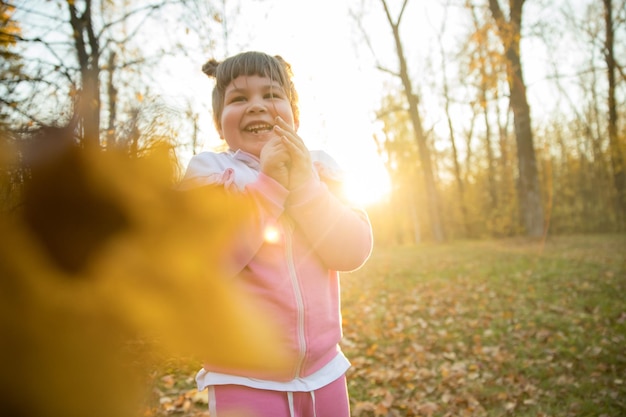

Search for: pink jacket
xmin=181 ymin=149 xmax=373 ymax=381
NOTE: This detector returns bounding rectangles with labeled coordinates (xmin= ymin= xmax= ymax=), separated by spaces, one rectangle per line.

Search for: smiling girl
xmin=179 ymin=51 xmax=373 ymax=417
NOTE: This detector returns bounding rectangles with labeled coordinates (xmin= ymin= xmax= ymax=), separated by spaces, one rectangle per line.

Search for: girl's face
xmin=219 ymin=75 xmax=298 ymax=158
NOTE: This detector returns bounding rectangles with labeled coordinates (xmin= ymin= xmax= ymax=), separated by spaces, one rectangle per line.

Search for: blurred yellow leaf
xmin=0 ymin=131 xmax=289 ymax=417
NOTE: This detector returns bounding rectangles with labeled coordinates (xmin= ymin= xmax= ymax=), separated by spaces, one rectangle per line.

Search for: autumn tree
xmin=487 ymin=0 xmax=545 ymax=238
xmin=374 ymin=89 xmax=423 ymax=244
xmin=354 ymin=0 xmax=445 ymax=242
xmin=435 ymin=3 xmax=471 ymax=238
xmin=602 ymin=0 xmax=626 ymax=229
xmin=1 ymin=0 xmax=25 ymax=212
xmin=383 ymin=0 xmax=444 ymax=242
xmin=0 ymin=0 xmax=24 ymax=128
xmin=540 ymin=0 xmax=625 ymax=233
xmin=9 ymin=0 xmax=222 ymax=148
xmin=464 ymin=2 xmax=505 ymax=215
xmin=459 ymin=1 xmax=520 ymax=237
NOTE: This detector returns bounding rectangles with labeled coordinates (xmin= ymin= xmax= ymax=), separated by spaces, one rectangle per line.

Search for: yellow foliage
xmin=0 ymin=1 xmax=20 ymax=48
xmin=0 ymin=130 xmax=289 ymax=417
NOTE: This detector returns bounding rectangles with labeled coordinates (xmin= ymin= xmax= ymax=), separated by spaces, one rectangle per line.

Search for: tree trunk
xmin=381 ymin=0 xmax=445 ymax=242
xmin=106 ymin=51 xmax=117 ymax=149
xmin=443 ymin=72 xmax=470 ymax=238
xmin=469 ymin=4 xmax=498 ymax=210
xmin=67 ymin=0 xmax=101 ymax=147
xmin=603 ymin=0 xmax=625 ymax=229
xmin=437 ymin=15 xmax=470 ymax=238
xmin=488 ymin=0 xmax=544 ymax=237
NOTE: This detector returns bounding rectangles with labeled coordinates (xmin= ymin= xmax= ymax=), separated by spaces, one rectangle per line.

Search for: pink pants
xmin=207 ymin=375 xmax=350 ymax=417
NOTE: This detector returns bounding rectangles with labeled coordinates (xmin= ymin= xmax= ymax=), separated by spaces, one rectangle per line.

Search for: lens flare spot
xmin=263 ymin=224 xmax=281 ymax=244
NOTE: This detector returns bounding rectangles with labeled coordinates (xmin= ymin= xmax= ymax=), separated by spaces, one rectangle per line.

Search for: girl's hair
xmin=202 ymin=51 xmax=299 ymax=131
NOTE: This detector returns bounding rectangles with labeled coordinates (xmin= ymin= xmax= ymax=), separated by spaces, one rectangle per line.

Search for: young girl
xmin=179 ymin=51 xmax=373 ymax=417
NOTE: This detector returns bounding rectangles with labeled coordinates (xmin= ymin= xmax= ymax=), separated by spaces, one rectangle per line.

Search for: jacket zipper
xmin=283 ymin=219 xmax=307 ymax=378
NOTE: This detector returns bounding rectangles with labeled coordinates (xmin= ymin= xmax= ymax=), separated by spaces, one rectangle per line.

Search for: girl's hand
xmin=273 ymin=117 xmax=312 ymax=190
xmin=260 ymin=136 xmax=290 ymax=188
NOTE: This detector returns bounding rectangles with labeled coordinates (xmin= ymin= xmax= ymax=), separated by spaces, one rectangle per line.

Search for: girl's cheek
xmin=280 ymin=113 xmax=295 ymax=130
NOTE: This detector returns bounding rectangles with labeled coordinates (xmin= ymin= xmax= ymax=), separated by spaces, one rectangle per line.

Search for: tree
xmin=374 ymin=89 xmax=423 ymax=244
xmin=465 ymin=2 xmax=503 ymax=213
xmin=381 ymin=0 xmax=444 ymax=242
xmin=460 ymin=2 xmax=520 ymax=237
xmin=67 ymin=0 xmax=102 ymax=146
xmin=9 ymin=0 xmax=222 ymax=148
xmin=0 ymin=0 xmax=24 ymax=128
xmin=436 ymin=3 xmax=470 ymax=238
xmin=355 ymin=0 xmax=445 ymax=242
xmin=487 ymin=0 xmax=545 ymax=237
xmin=536 ymin=0 xmax=622 ymax=233
xmin=602 ymin=0 xmax=626 ymax=229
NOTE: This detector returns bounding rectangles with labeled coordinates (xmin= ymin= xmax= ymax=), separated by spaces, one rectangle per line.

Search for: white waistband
xmin=196 ymin=350 xmax=350 ymax=392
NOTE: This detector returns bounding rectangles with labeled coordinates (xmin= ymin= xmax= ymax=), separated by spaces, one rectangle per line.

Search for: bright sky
xmin=160 ymin=0 xmax=595 ymax=205
xmin=164 ymin=0 xmax=391 ymax=205
xmin=15 ymin=0 xmax=599 ymax=205
xmin=248 ymin=0 xmax=392 ymax=205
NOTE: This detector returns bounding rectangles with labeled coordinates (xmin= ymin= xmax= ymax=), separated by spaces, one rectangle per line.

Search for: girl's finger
xmin=274 ymin=125 xmax=305 ymax=152
xmin=280 ymin=135 xmax=307 ymax=158
xmin=274 ymin=117 xmax=301 ymax=139
xmin=274 ymin=116 xmax=292 ymax=130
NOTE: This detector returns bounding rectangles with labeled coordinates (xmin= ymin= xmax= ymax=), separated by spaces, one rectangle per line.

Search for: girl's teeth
xmin=248 ymin=125 xmax=272 ymax=133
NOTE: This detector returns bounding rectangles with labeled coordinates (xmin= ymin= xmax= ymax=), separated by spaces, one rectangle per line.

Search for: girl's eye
xmin=229 ymin=96 xmax=246 ymax=103
xmin=265 ymin=92 xmax=282 ymax=99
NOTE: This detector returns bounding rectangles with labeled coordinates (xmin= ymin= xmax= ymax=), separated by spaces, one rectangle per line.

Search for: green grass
xmin=148 ymin=234 xmax=626 ymax=417
xmin=341 ymin=234 xmax=626 ymax=417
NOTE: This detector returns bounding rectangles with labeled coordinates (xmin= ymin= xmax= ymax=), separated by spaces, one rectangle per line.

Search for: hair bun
xmin=274 ymin=55 xmax=293 ymax=76
xmin=201 ymin=58 xmax=220 ymax=78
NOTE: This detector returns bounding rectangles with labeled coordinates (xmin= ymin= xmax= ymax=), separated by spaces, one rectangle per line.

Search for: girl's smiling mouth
xmin=244 ymin=123 xmax=274 ymax=134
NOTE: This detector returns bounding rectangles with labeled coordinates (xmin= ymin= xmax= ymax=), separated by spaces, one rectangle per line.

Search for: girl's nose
xmin=246 ymin=97 xmax=266 ymax=113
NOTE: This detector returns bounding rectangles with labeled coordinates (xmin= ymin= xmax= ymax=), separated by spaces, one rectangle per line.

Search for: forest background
xmin=1 ymin=0 xmax=624 ymax=242
xmin=0 ymin=0 xmax=625 ymax=416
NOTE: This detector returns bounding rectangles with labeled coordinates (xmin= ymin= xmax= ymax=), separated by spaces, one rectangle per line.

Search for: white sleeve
xmin=178 ymin=152 xmax=239 ymax=192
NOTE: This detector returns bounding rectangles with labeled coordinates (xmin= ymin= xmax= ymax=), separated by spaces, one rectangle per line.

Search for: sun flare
xmin=343 ymin=167 xmax=391 ymax=207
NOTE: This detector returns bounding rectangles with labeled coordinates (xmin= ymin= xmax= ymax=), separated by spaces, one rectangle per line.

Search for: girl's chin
xmin=244 ymin=144 xmax=266 ymax=157
xmin=251 ymin=132 xmax=276 ymax=142
xmin=254 ymin=138 xmax=269 ymax=147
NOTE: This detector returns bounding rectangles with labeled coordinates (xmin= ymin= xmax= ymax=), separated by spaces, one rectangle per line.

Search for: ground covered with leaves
xmin=147 ymin=234 xmax=626 ymax=417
